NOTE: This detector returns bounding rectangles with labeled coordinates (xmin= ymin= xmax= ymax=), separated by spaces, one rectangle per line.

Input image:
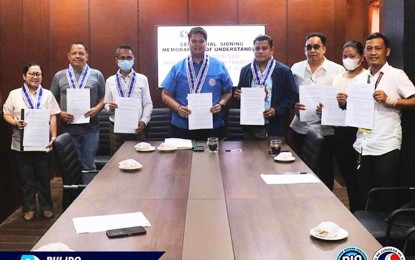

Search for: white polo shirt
xmin=104 ymin=69 xmax=153 ymax=124
xmin=3 ymin=87 xmax=61 ymax=151
xmin=353 ymin=62 xmax=415 ymax=156
xmin=290 ymin=58 xmax=345 ymax=136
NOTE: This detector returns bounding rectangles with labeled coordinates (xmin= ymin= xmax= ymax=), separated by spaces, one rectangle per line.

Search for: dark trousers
xmin=333 ymin=127 xmax=362 ymax=212
xmin=110 ymin=123 xmax=145 ymax=155
xmin=171 ymin=125 xmax=225 ymax=141
xmin=292 ymin=131 xmax=335 ymax=190
xmin=358 ymin=149 xmax=400 ymax=212
xmin=12 ymin=151 xmax=53 ymax=212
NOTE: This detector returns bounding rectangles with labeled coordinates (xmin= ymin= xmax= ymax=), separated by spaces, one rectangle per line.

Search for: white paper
xmin=240 ymin=87 xmax=265 ymax=125
xmin=321 ymin=85 xmax=346 ymax=126
xmin=260 ymin=174 xmax=320 ymax=184
xmin=187 ymin=93 xmax=213 ymax=130
xmin=299 ymin=85 xmax=321 ymax=122
xmin=114 ymin=97 xmax=140 ymax=134
xmin=345 ymin=83 xmax=375 ymax=129
xmin=67 ymin=88 xmax=90 ymax=124
xmin=165 ymin=138 xmax=193 ymax=149
xmin=23 ymin=109 xmax=49 ymax=151
xmin=72 ymin=212 xmax=151 ymax=234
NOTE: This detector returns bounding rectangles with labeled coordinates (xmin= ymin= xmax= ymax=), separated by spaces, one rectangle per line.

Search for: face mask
xmin=342 ymin=57 xmax=361 ymax=71
xmin=118 ymin=60 xmax=134 ymax=71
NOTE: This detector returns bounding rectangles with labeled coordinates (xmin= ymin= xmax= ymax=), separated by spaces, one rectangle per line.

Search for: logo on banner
xmin=373 ymin=246 xmax=405 ymax=260
xmin=180 ymin=30 xmax=188 ymax=38
xmin=336 ymin=246 xmax=368 ymax=260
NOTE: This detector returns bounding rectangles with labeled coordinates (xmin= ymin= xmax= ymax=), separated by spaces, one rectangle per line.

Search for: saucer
xmin=136 ymin=146 xmax=156 ymax=152
xmin=119 ymin=164 xmax=142 ymax=171
xmin=157 ymin=143 xmax=177 ymax=152
xmin=274 ymin=156 xmax=295 ymax=162
xmin=134 ymin=142 xmax=155 ymax=152
xmin=119 ymin=159 xmax=142 ymax=171
xmin=309 ymin=227 xmax=348 ymax=241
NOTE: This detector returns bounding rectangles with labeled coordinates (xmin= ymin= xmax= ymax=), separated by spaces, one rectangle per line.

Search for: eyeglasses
xmin=27 ymin=72 xmax=42 ymax=77
xmin=305 ymin=44 xmax=322 ymax=51
xmin=118 ymin=56 xmax=134 ymax=61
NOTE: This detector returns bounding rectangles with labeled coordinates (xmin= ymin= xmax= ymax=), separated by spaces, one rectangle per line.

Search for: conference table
xmin=33 ymin=141 xmax=381 ymax=259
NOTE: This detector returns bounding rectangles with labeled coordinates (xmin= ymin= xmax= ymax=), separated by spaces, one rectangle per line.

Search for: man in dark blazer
xmin=234 ymin=34 xmax=298 ymax=140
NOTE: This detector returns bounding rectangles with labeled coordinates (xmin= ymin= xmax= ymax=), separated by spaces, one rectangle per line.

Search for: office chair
xmin=95 ymin=110 xmax=111 ymax=170
xmin=53 ymin=133 xmax=97 ymax=210
xmin=354 ymin=186 xmax=415 ymax=249
xmin=226 ymin=108 xmax=245 ymax=141
xmin=145 ymin=108 xmax=171 ymax=141
xmin=299 ymin=129 xmax=324 ymax=173
xmin=403 ymin=226 xmax=415 ymax=259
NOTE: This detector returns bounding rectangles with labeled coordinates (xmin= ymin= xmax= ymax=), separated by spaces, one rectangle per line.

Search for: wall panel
xmin=23 ymin=0 xmax=51 ymax=87
xmin=0 ymin=0 xmax=24 ymax=223
xmin=90 ymin=0 xmax=138 ymax=79
xmin=138 ymin=0 xmax=188 ymax=106
xmin=50 ymin=1 xmax=89 ymax=75
xmin=189 ymin=0 xmax=238 ymax=25
xmin=345 ymin=0 xmax=369 ymax=45
xmin=239 ymin=0 xmax=287 ymax=63
xmin=287 ymin=0 xmax=338 ymax=66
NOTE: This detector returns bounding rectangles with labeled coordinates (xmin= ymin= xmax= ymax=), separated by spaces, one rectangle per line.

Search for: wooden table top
xmin=33 ymin=140 xmax=381 ymax=259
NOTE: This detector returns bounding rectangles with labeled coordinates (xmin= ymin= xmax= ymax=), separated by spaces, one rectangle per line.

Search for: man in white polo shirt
xmin=353 ymin=32 xmax=415 ymax=208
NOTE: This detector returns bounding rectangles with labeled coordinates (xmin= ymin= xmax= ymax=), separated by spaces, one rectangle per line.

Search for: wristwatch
xmin=219 ymin=103 xmax=226 ymax=111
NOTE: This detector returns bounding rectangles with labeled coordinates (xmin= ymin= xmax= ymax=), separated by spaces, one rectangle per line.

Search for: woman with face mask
xmin=333 ymin=40 xmax=367 ymax=212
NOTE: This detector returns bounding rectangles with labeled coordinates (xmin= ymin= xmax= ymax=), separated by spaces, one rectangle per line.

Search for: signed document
xmin=299 ymin=85 xmax=321 ymax=122
xmin=321 ymin=85 xmax=346 ymax=126
xmin=23 ymin=109 xmax=50 ymax=151
xmin=345 ymin=83 xmax=375 ymax=129
xmin=188 ymin=93 xmax=213 ymax=130
xmin=114 ymin=97 xmax=140 ymax=134
xmin=67 ymin=88 xmax=90 ymax=124
xmin=240 ymin=87 xmax=265 ymax=125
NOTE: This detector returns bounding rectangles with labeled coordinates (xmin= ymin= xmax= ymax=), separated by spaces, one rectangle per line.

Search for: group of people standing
xmin=3 ymin=43 xmax=153 ymax=220
xmin=3 ymin=26 xmax=414 ymax=221
xmin=290 ymin=32 xmax=415 ymax=212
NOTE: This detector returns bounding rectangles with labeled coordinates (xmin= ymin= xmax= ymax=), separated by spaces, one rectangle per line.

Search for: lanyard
xmin=251 ymin=58 xmax=275 ymax=86
xmin=186 ymin=55 xmax=209 ymax=93
xmin=367 ymin=71 xmax=384 ymax=89
xmin=22 ymin=84 xmax=43 ymax=109
xmin=116 ymin=70 xmax=136 ymax=97
xmin=67 ymin=64 xmax=90 ymax=89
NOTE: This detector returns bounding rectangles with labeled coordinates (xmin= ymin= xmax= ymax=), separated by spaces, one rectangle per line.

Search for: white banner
xmin=157 ymin=25 xmax=266 ymax=87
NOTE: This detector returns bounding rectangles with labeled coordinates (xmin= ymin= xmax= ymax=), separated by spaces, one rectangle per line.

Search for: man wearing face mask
xmin=104 ymin=45 xmax=153 ymax=154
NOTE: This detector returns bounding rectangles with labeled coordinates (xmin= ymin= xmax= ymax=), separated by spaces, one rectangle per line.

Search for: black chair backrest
xmin=226 ymin=108 xmax=245 ymax=140
xmin=53 ymin=133 xmax=83 ymax=209
xmin=97 ymin=110 xmax=111 ymax=156
xmin=145 ymin=108 xmax=171 ymax=141
xmin=300 ymin=130 xmax=324 ymax=173
xmin=95 ymin=110 xmax=111 ymax=169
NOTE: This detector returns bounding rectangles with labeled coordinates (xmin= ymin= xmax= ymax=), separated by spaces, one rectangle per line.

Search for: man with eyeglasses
xmin=161 ymin=27 xmax=233 ymax=140
xmin=104 ymin=45 xmax=153 ymax=154
xmin=233 ymin=34 xmax=298 ymax=140
xmin=289 ymin=32 xmax=345 ymax=190
xmin=51 ymin=42 xmax=105 ymax=183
